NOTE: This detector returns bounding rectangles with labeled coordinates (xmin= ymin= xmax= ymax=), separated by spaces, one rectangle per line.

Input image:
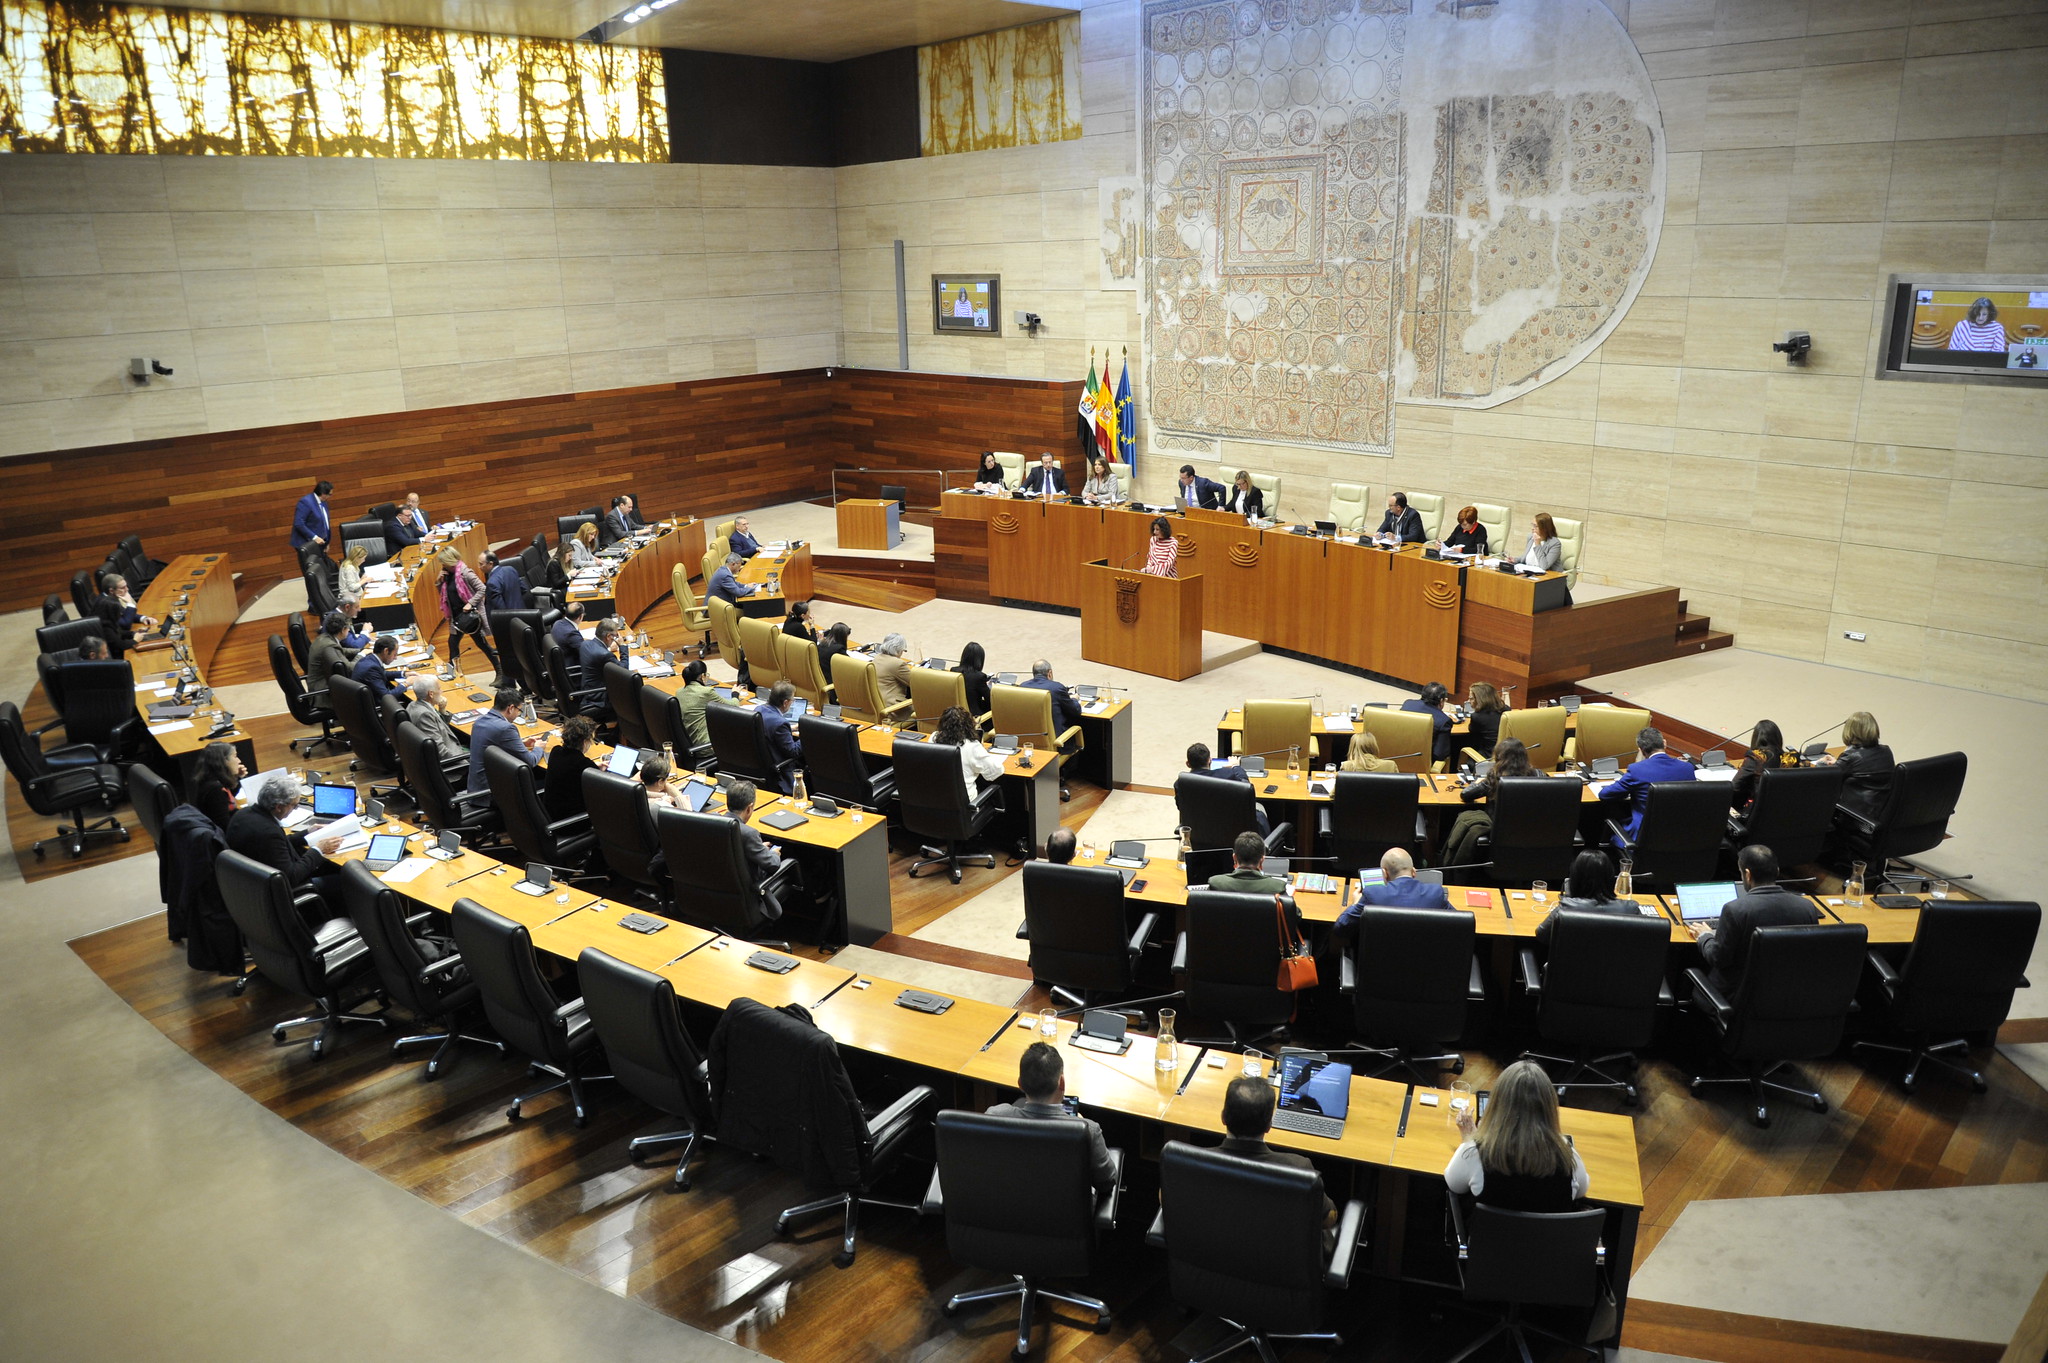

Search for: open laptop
xmin=678 ymin=779 xmax=718 ymax=812
xmin=1674 ymin=881 xmax=1740 ymax=925
xmin=787 ymin=698 xmax=809 ymax=720
xmin=606 ymin=746 xmax=640 ymax=776
xmin=1270 ymin=1053 xmax=1352 ymax=1139
xmin=308 ymin=783 xmax=357 ymax=826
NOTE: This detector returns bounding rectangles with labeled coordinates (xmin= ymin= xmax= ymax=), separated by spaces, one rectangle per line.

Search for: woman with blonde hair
xmin=1464 ymin=680 xmax=1506 ymax=761
xmin=1445 ymin=1058 xmax=1588 ymax=1210
xmin=1227 ymin=470 xmax=1265 ymax=519
xmin=338 ymin=542 xmax=369 ymax=599
xmin=1823 ymin=710 xmax=1894 ymax=821
xmin=1340 ymin=729 xmax=1399 ymax=773
xmin=433 ymin=545 xmax=497 ymax=671
xmin=568 ymin=520 xmax=600 ymax=569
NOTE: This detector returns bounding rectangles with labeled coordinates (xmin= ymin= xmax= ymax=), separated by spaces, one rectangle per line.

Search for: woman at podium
xmin=1144 ymin=516 xmax=1178 ymax=577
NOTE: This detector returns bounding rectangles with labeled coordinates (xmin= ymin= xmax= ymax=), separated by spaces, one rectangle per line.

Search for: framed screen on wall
xmin=1878 ymin=273 xmax=2048 ymax=387
xmin=932 ymin=274 xmax=1001 ymax=336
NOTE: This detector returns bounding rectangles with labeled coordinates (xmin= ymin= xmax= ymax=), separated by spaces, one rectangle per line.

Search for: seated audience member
xmin=874 ymin=633 xmax=914 ymax=707
xmin=1401 ymin=681 xmax=1455 ymax=764
xmin=567 ymin=521 xmax=600 ymax=569
xmin=986 ymin=1042 xmax=1118 ymax=1191
xmin=1375 ymin=492 xmax=1425 ymax=544
xmin=306 ymin=612 xmax=355 ymax=701
xmin=1822 ymin=710 xmax=1894 ymax=822
xmin=1340 ymin=729 xmax=1400 ymax=773
xmin=1438 ymin=737 xmax=1541 ymax=872
xmin=1597 ymin=727 xmax=1695 ymax=849
xmin=955 ymin=640 xmax=993 ymax=718
xmin=549 ymin=600 xmax=586 ymax=652
xmin=1208 ymin=830 xmax=1286 ymax=894
xmin=545 ymin=539 xmax=577 ymax=594
xmin=640 ymin=754 xmax=680 ymax=809
xmin=1044 ymin=827 xmax=1076 ymax=865
xmin=226 ymin=777 xmax=345 ymax=919
xmin=190 ymin=740 xmax=244 ymax=832
xmin=1696 ymin=845 xmax=1819 ymax=996
xmin=1442 ymin=505 xmax=1488 ymax=555
xmin=74 ymin=634 xmax=109 ymax=662
xmin=350 ymin=634 xmax=406 ymax=700
xmin=673 ymin=660 xmax=725 ymax=752
xmin=781 ymin=598 xmax=816 ymax=641
xmin=707 ymin=552 xmax=757 ymax=609
xmin=723 ymin=780 xmax=790 ymax=919
xmin=337 ymin=543 xmax=368 ymax=599
xmin=729 ymin=516 xmax=761 ymax=559
xmin=1444 ymin=1059 xmax=1589 ymax=1211
xmin=542 ymin=715 xmax=598 ymax=821
xmin=1729 ymin=718 xmax=1798 ymax=813
xmin=1534 ymin=849 xmax=1638 ymax=948
xmin=603 ymin=495 xmax=641 ymax=543
xmin=1332 ymin=848 xmax=1452 ymax=943
xmin=1218 ymin=1077 xmax=1335 ymax=1228
xmin=96 ymin=572 xmax=155 ymax=654
xmin=334 ymin=595 xmax=370 ymax=652
xmin=1022 ymin=659 xmax=1084 ymax=801
xmin=758 ymin=682 xmax=801 ymax=794
xmin=1463 ymin=681 xmax=1506 ymax=762
xmin=818 ymin=622 xmax=854 ymax=686
xmin=388 ymin=491 xmax=431 ymax=546
xmin=1186 ymin=741 xmax=1271 ymax=836
xmin=936 ymin=705 xmax=1003 ymax=794
xmin=576 ymin=618 xmax=625 ymax=697
xmin=405 ymin=673 xmax=470 ymax=770
xmin=973 ymin=451 xmax=1008 ymax=491
xmin=468 ymin=685 xmax=541 ymax=793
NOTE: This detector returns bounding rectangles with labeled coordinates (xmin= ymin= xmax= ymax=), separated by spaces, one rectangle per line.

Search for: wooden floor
xmin=811 ymin=569 xmax=937 ymax=613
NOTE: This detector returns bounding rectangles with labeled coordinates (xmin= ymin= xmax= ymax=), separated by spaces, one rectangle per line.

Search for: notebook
xmin=1270 ymin=1054 xmax=1352 ymax=1139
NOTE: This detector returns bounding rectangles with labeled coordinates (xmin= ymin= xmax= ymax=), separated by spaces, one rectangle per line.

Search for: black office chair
xmin=394 ymin=721 xmax=497 ymax=843
xmin=544 ymin=634 xmax=606 ymax=721
xmin=489 ymin=607 xmax=545 ymax=690
xmin=1175 ymin=772 xmax=1292 ymax=884
xmin=127 ymin=763 xmax=176 ymax=848
xmin=119 ymin=533 xmax=166 ymax=580
xmin=1854 ymin=901 xmax=2040 ymax=1093
xmin=450 ymin=898 xmax=612 ymax=1126
xmin=707 ymin=703 xmax=795 ymax=792
xmin=0 ymin=701 xmax=126 ymax=858
xmin=1833 ymin=752 xmax=1968 ymax=886
xmin=710 ymin=996 xmax=933 ymax=1268
xmin=925 ymin=1111 xmax=1122 ymax=1355
xmin=1318 ymin=771 xmax=1425 ymax=871
xmin=1687 ymin=922 xmax=1867 ymax=1126
xmin=1342 ymin=904 xmax=1480 ymax=1082
xmin=42 ymin=593 xmax=69 ymax=626
xmin=581 ymin=768 xmax=664 ymax=902
xmin=339 ymin=861 xmax=502 ymax=1079
xmin=215 ymin=848 xmax=386 ymax=1058
xmin=1606 ymin=781 xmax=1728 ymax=888
xmin=1147 ymin=1142 xmax=1366 ymax=1363
xmin=1445 ymin=1201 xmax=1611 ymax=1363
xmin=604 ymin=661 xmax=651 ymax=751
xmin=338 ymin=519 xmax=389 ymax=565
xmin=896 ymin=739 xmax=1003 ymax=883
xmin=507 ymin=617 xmax=555 ymax=708
xmin=285 ymin=610 xmax=313 ymax=672
xmin=303 ymin=554 xmax=339 ymax=618
xmin=1174 ymin=889 xmax=1294 ymax=1050
xmin=643 ymin=687 xmax=714 ymax=774
xmin=483 ymin=745 xmax=598 ymax=880
xmin=518 ymin=544 xmax=548 ymax=587
xmin=55 ymin=658 xmax=145 ymax=766
xmin=653 ymin=806 xmax=796 ymax=948
xmin=159 ymin=803 xmax=242 ymax=977
xmin=1476 ymin=777 xmax=1582 ymax=885
xmin=327 ymin=673 xmax=404 ymax=801
xmin=1018 ymin=862 xmax=1157 ymax=1008
xmin=556 ymin=513 xmax=597 ymax=544
xmin=578 ymin=948 xmax=718 ymax=1192
xmin=879 ymin=484 xmax=908 ymax=512
xmin=1517 ymin=911 xmax=1671 ymax=1105
xmin=37 ymin=615 xmax=108 ymax=658
xmin=1727 ymin=764 xmax=1846 ymax=869
xmin=268 ymin=634 xmax=346 ymax=757
xmin=799 ymin=715 xmax=895 ymax=813
xmin=32 ymin=650 xmax=79 ymax=738
xmin=69 ymin=567 xmax=99 ymax=618
xmin=374 ymin=693 xmax=422 ymax=803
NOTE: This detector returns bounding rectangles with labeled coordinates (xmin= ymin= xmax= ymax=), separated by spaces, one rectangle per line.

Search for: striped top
xmin=1144 ymin=536 xmax=1178 ymax=578
xmin=1949 ymin=319 xmax=2009 ymax=352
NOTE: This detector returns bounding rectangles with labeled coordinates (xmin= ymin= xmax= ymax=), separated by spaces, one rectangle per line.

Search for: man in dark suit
xmin=1374 ymin=492 xmax=1426 ymax=543
xmin=290 ymin=479 xmax=334 ymax=555
xmin=1332 ymin=848 xmax=1454 ymax=941
xmin=1698 ymin=844 xmax=1821 ymax=996
xmin=728 ymin=516 xmax=761 ymax=559
xmin=1021 ymin=452 xmax=1068 ymax=497
xmin=1598 ymin=726 xmax=1697 ymax=848
xmin=1208 ymin=831 xmax=1287 ymax=894
xmin=386 ymin=491 xmax=429 ymax=547
xmin=725 ymin=780 xmax=790 ymax=919
xmin=1402 ymin=682 xmax=1455 ymax=764
xmin=468 ymin=686 xmax=541 ymax=793
xmin=758 ymin=681 xmax=801 ymax=794
xmin=550 ymin=600 xmax=586 ymax=652
xmin=1176 ymin=464 xmax=1226 ymax=509
xmin=226 ymin=776 xmax=345 ymax=919
xmin=483 ymin=551 xmax=527 ymax=617
xmin=1022 ymin=658 xmax=1083 ymax=801
xmin=708 ymin=552 xmax=757 ymax=608
xmin=1186 ymin=742 xmax=1271 ymax=836
xmin=985 ymin=1042 xmax=1118 ymax=1191
xmin=602 ymin=495 xmax=639 ymax=543
xmin=576 ymin=618 xmax=626 ymax=700
xmin=349 ymin=634 xmax=406 ymax=701
xmin=1218 ymin=1078 xmax=1335 ymax=1228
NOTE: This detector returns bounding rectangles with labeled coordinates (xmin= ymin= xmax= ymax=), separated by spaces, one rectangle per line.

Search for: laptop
xmin=308 ymin=783 xmax=357 ymax=825
xmin=678 ymin=779 xmax=718 ymax=812
xmin=362 ymin=832 xmax=409 ymax=873
xmin=606 ymin=746 xmax=640 ymax=776
xmin=1270 ymin=1053 xmax=1352 ymax=1139
xmin=787 ymin=698 xmax=809 ymax=720
xmin=1674 ymin=881 xmax=1740 ymax=924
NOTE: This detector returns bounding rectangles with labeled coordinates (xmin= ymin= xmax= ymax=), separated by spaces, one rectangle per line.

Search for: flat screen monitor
xmin=1879 ymin=274 xmax=2048 ymax=386
xmin=932 ymin=274 xmax=1001 ymax=335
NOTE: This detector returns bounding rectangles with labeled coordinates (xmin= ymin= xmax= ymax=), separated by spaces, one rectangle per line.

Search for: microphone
xmin=1263 ymin=854 xmax=1338 ymax=863
xmin=1119 ymin=547 xmax=1148 ymax=568
xmin=1796 ymin=717 xmax=1848 ymax=755
xmin=1382 ymin=751 xmax=1425 ymax=764
xmin=1686 ymin=722 xmax=1756 ymax=764
xmin=1053 ymin=990 xmax=1184 ymax=1020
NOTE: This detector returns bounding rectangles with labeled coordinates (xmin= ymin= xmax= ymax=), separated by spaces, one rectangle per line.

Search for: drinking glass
xmin=1021 ymin=739 xmax=1035 ymax=769
xmin=1930 ymin=879 xmax=1949 ymax=900
xmin=1241 ymin=1049 xmax=1266 ymax=1078
xmin=1287 ymin=746 xmax=1301 ymax=774
xmin=1447 ymin=1079 xmax=1474 ymax=1127
xmin=1845 ymin=862 xmax=1866 ymax=906
xmin=1080 ymin=838 xmax=1098 ymax=861
xmin=1038 ymin=1007 xmax=1059 ymax=1039
xmin=1615 ymin=860 xmax=1634 ymax=898
xmin=1530 ymin=880 xmax=1549 ymax=906
xmin=1154 ymin=1009 xmax=1179 ymax=1072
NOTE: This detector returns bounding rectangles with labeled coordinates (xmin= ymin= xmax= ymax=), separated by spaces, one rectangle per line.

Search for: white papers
xmin=134 ymin=679 xmax=162 ymax=692
xmin=378 ymin=858 xmax=436 ymax=884
xmin=152 ymin=687 xmax=178 ymax=699
xmin=238 ymin=766 xmax=289 ymax=806
xmin=578 ymin=624 xmax=598 ymax=639
xmin=146 ymin=720 xmax=193 ymax=736
xmin=1693 ymin=764 xmax=1739 ymax=783
xmin=362 ymin=564 xmax=398 ymax=584
xmin=319 ymin=814 xmax=365 ymax=850
xmin=279 ymin=806 xmax=314 ymax=829
xmin=628 ymin=655 xmax=673 ymax=677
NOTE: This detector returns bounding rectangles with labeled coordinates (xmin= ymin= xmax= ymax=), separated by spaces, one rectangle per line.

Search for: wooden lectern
xmin=1080 ymin=560 xmax=1203 ymax=681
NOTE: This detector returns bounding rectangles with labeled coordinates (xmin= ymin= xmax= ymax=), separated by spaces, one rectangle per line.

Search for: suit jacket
xmin=386 ymin=509 xmax=425 ymax=548
xmin=1598 ymin=750 xmax=1696 ymax=843
xmin=305 ymin=636 xmax=351 ymax=709
xmin=1225 ymin=485 xmax=1265 ymax=518
xmin=708 ymin=999 xmax=869 ymax=1191
xmin=1334 ymin=874 xmax=1454 ymax=934
xmin=1217 ymin=1136 xmax=1333 ymax=1222
xmin=1520 ymin=532 xmax=1563 ymax=572
xmin=290 ymin=493 xmax=330 ymax=550
xmin=1833 ymin=743 xmax=1895 ymax=821
xmin=1208 ymin=867 xmax=1287 ymax=895
xmin=162 ymin=804 xmax=240 ymax=974
xmin=350 ymin=652 xmax=402 ymax=701
xmin=226 ymin=806 xmax=332 ymax=892
xmin=1375 ymin=507 xmax=1426 ymax=543
xmin=406 ymin=698 xmax=467 ymax=768
xmin=337 ymin=561 xmax=363 ymax=599
xmin=1021 ymin=675 xmax=1083 ymax=751
xmin=192 ymin=778 xmax=237 ymax=832
xmin=1021 ymin=463 xmax=1068 ymax=496
xmin=708 ymin=565 xmax=754 ymax=606
xmin=782 ymin=616 xmax=815 ymax=640
xmin=1179 ymin=475 xmax=1227 ymax=509
xmin=1701 ymin=885 xmax=1820 ymax=994
xmin=542 ymin=744 xmax=596 ymax=821
xmin=729 ymin=529 xmax=761 ymax=559
xmin=468 ymin=710 xmax=536 ymax=793
xmin=484 ymin=563 xmax=528 ymax=617
xmin=1402 ymin=698 xmax=1455 ymax=762
xmin=1465 ymin=709 xmax=1502 ymax=762
xmin=549 ymin=616 xmax=583 ymax=652
xmin=602 ymin=509 xmax=634 ymax=543
xmin=759 ymin=705 xmax=800 ymax=793
xmin=984 ymin=1100 xmax=1117 ymax=1190
xmin=737 ymin=820 xmax=785 ymax=917
xmin=957 ymin=665 xmax=992 ymax=717
xmin=576 ymin=636 xmax=620 ymax=695
xmin=874 ymin=652 xmax=913 ymax=707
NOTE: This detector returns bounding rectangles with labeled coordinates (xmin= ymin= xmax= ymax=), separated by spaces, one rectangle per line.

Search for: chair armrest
xmin=1459 ymin=746 xmax=1487 ymax=767
xmin=1054 ymin=724 xmax=1082 ymax=750
xmin=545 ymin=813 xmax=592 ymax=839
xmin=1316 ymin=806 xmax=1331 ymax=838
xmin=1604 ymin=819 xmax=1632 ymax=850
xmin=1170 ymin=931 xmax=1187 ymax=973
xmin=1517 ymin=947 xmax=1541 ymax=995
xmin=1834 ymin=803 xmax=1877 ymax=835
xmin=29 ymin=716 xmax=65 ymax=739
xmin=1324 ymin=1197 xmax=1369 ymax=1289
xmin=1262 ymin=821 xmax=1295 ymax=853
xmin=866 ymin=1083 xmax=934 ymax=1140
xmin=1015 ymin=919 xmax=1030 ymax=940
xmin=403 ymin=911 xmax=437 ymax=929
xmin=1144 ymin=1207 xmax=1166 ymax=1249
xmin=1467 ymin=955 xmax=1484 ymax=1001
xmin=1447 ymin=1189 xmax=1470 ymax=1252
xmin=312 ymin=926 xmax=364 ymax=958
xmin=920 ymin=1164 xmax=944 ymax=1217
xmin=1685 ymin=967 xmax=1734 ymax=1024
xmin=419 ymin=953 xmax=467 ymax=982
xmin=1096 ymin=1147 xmax=1126 ymax=1232
xmin=553 ymin=998 xmax=586 ymax=1026
xmin=973 ymin=709 xmax=992 ymax=729
xmin=1339 ymin=951 xmax=1356 ymax=992
xmin=761 ymin=858 xmax=801 ymax=896
xmin=1128 ymin=911 xmax=1159 ymax=956
xmin=1866 ymin=949 xmax=1901 ymax=995
xmin=1658 ymin=977 xmax=1675 ymax=1007
xmin=882 ymin=698 xmax=916 ymax=719
xmin=451 ymin=788 xmax=494 ymax=809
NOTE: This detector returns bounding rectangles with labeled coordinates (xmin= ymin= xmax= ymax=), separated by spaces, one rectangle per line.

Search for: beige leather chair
xmin=1566 ymin=705 xmax=1650 ymax=768
xmin=706 ymin=597 xmax=744 ymax=677
xmin=993 ymin=452 xmax=1025 ymax=488
xmin=670 ymin=563 xmax=711 ymax=657
xmin=909 ymin=666 xmax=978 ymax=733
xmin=701 ymin=547 xmax=724 ymax=584
xmin=714 ymin=519 xmax=736 ymax=541
xmin=736 ymin=616 xmax=783 ymax=692
xmin=776 ymin=633 xmax=833 ymax=709
xmin=1495 ymin=706 xmax=1569 ymax=771
xmin=991 ymin=683 xmax=1082 ymax=774
xmin=1249 ymin=472 xmax=1281 ymax=516
xmin=1471 ymin=502 xmax=1510 ymax=556
xmin=832 ymin=653 xmax=913 ymax=726
xmin=1238 ymin=699 xmax=1313 ymax=764
xmin=1359 ymin=707 xmax=1436 ymax=774
xmin=1330 ymin=482 xmax=1371 ymax=533
xmin=1553 ymin=516 xmax=1584 ymax=587
xmin=1405 ymin=492 xmax=1445 ymax=542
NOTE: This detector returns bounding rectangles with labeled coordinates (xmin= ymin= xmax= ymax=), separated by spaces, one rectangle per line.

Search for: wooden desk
xmin=613 ymin=519 xmax=706 ymax=623
xmin=1079 ymin=559 xmax=1203 ymax=681
xmin=857 ymin=722 xmax=1063 ymax=854
xmin=735 ymin=542 xmax=812 ymax=617
xmin=836 ymin=499 xmax=900 ymax=551
xmin=809 ymin=974 xmax=1016 ymax=1073
xmin=131 ymin=553 xmax=252 ymax=772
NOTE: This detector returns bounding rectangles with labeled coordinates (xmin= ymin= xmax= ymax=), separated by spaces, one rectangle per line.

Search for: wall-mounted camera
xmin=1014 ymin=310 xmax=1044 ymax=338
xmin=130 ymin=357 xmax=174 ymax=385
xmin=1772 ymin=331 xmax=1811 ymax=365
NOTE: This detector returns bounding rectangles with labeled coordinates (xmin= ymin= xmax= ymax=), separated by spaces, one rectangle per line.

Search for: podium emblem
xmin=991 ymin=513 xmax=1021 ymax=535
xmin=1228 ymin=541 xmax=1259 ymax=568
xmin=1173 ymin=533 xmax=1197 ymax=557
xmin=1115 ymin=575 xmax=1143 ymax=624
xmin=1425 ymin=579 xmax=1460 ymax=610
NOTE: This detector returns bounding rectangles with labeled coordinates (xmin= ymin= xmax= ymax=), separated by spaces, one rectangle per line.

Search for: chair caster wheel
xmin=1451 ymin=1058 xmax=1465 ymax=1074
xmin=1623 ymin=1087 xmax=1639 ymax=1107
xmin=1094 ymin=1312 xmax=1113 ymax=1331
xmin=950 ymin=870 xmax=962 ymax=884
xmin=1688 ymin=1078 xmax=1704 ymax=1095
xmin=507 ymin=1105 xmax=522 ymax=1120
xmin=272 ymin=1031 xmax=286 ymax=1045
xmin=942 ymin=1302 xmax=959 ymax=1317
xmin=1810 ymin=1096 xmax=1828 ymax=1113
xmin=1014 ymin=1346 xmax=1031 ymax=1359
xmin=833 ymin=1251 xmax=855 ymax=1269
xmin=1901 ymin=1076 xmax=1917 ymax=1094
xmin=117 ymin=827 xmax=130 ymax=842
xmin=573 ymin=1111 xmax=588 ymax=1128
xmin=1971 ymin=1076 xmax=1988 ymax=1094
xmin=31 ymin=844 xmax=45 ymax=859
xmin=1752 ymin=1108 xmax=1770 ymax=1127
xmin=311 ymin=1042 xmax=326 ymax=1060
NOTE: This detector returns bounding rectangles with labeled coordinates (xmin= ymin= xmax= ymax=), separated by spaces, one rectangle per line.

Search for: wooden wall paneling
xmin=933 ymin=515 xmax=992 ymax=603
xmin=1525 ymin=588 xmax=1682 ymax=688
xmin=829 ymin=370 xmax=1086 ymax=502
xmin=1041 ymin=500 xmax=1102 ymax=608
xmin=1324 ymin=540 xmax=1385 ymax=677
xmin=1457 ymin=601 xmax=1537 ymax=696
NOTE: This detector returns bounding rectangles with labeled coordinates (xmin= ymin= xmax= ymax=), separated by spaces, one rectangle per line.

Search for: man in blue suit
xmin=1598 ymin=726 xmax=1696 ymax=849
xmin=349 ymin=634 xmax=406 ymax=701
xmin=468 ymin=686 xmax=540 ymax=793
xmin=550 ymin=600 xmax=586 ymax=652
xmin=728 ymin=516 xmax=761 ymax=559
xmin=1022 ymin=658 xmax=1084 ymax=801
xmin=757 ymin=681 xmax=801 ymax=794
xmin=483 ymin=551 xmax=528 ymax=617
xmin=1331 ymin=848 xmax=1454 ymax=944
xmin=1176 ymin=464 xmax=1227 ymax=509
xmin=1374 ymin=492 xmax=1426 ymax=544
xmin=290 ymin=479 xmax=334 ymax=554
xmin=387 ymin=491 xmax=430 ymax=547
xmin=1401 ymin=682 xmax=1455 ymax=764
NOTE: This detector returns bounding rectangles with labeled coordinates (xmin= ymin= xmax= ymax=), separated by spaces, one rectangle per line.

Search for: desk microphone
xmin=1054 ymin=990 xmax=1183 ymax=1021
xmin=1687 ymin=722 xmax=1756 ymax=764
xmin=1118 ymin=546 xmax=1149 ymax=569
xmin=1383 ymin=752 xmax=1425 ymax=764
xmin=1796 ymin=717 xmax=1849 ymax=757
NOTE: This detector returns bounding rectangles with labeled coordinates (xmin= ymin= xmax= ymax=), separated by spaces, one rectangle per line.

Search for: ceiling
xmin=158 ymin=0 xmax=1076 ymax=60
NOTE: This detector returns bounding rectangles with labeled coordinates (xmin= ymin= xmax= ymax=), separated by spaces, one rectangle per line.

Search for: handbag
xmin=1274 ymin=895 xmax=1318 ymax=991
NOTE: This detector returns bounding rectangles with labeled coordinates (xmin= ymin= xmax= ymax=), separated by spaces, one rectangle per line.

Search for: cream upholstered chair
xmin=1359 ymin=707 xmax=1436 ymax=774
xmin=776 ymin=633 xmax=832 ymax=709
xmin=991 ymin=683 xmax=1082 ymax=773
xmin=1330 ymin=482 xmax=1371 ymax=532
xmin=993 ymin=452 xmax=1025 ymax=488
xmin=1567 ymin=705 xmax=1650 ymax=768
xmin=1249 ymin=472 xmax=1282 ymax=516
xmin=832 ymin=653 xmax=912 ymax=726
xmin=670 ymin=563 xmax=711 ymax=657
xmin=700 ymin=547 xmax=724 ymax=583
xmin=909 ymin=666 xmax=978 ymax=733
xmin=1471 ymin=502 xmax=1510 ymax=556
xmin=1495 ymin=706 xmax=1569 ymax=771
xmin=1405 ymin=492 xmax=1445 ymax=542
xmin=1238 ymin=699 xmax=1313 ymax=764
xmin=706 ymin=597 xmax=744 ymax=677
xmin=714 ymin=519 xmax=736 ymax=541
xmin=1552 ymin=516 xmax=1584 ymax=587
xmin=736 ymin=616 xmax=783 ymax=692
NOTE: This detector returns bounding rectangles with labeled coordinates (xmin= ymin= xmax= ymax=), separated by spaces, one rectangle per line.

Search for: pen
xmin=1175 ymin=1046 xmax=1209 ymax=1095
xmin=544 ymin=897 xmax=601 ymax=926
xmin=812 ymin=973 xmax=858 ymax=1009
xmin=1397 ymin=1084 xmax=1414 ymax=1136
xmin=660 ymin=937 xmax=717 ymax=968
xmin=980 ymin=1011 xmax=1021 ymax=1052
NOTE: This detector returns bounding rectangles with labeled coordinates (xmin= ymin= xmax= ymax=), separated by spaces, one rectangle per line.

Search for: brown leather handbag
xmin=1274 ymin=895 xmax=1318 ymax=991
